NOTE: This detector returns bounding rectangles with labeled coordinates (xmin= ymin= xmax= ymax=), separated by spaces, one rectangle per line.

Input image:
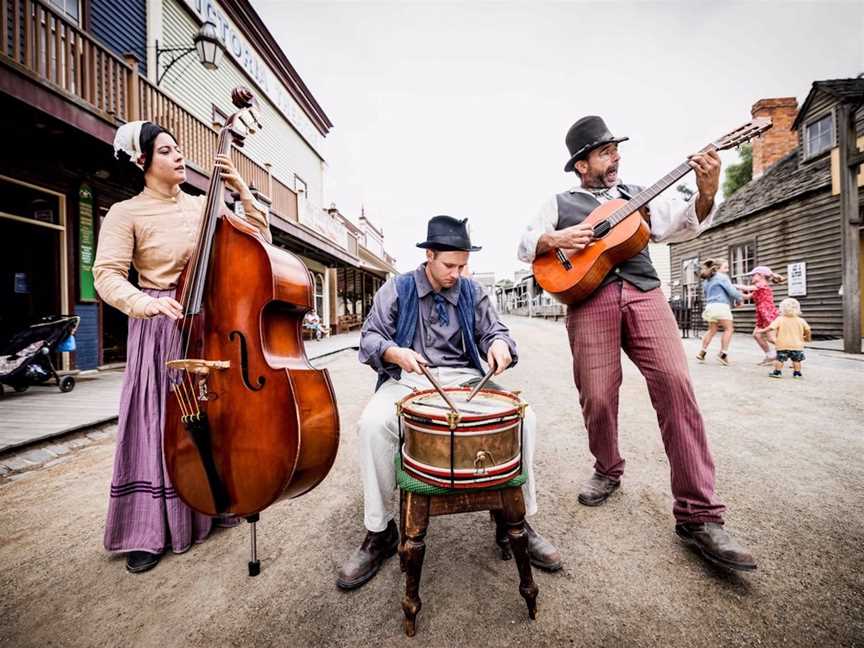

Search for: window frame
xmin=680 ymin=256 xmax=700 ymax=303
xmin=211 ymin=104 xmax=228 ymax=128
xmin=313 ymin=271 xmax=324 ymax=317
xmin=727 ymin=240 xmax=757 ymax=287
xmin=803 ymin=112 xmax=834 ymax=160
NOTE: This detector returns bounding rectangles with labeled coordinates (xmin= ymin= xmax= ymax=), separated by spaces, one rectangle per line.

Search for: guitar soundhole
xmin=228 ymin=330 xmax=266 ymax=391
xmin=593 ymin=221 xmax=611 ymax=238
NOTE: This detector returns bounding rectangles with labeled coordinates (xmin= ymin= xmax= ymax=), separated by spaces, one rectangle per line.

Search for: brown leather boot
xmin=493 ymin=514 xmax=563 ymax=572
xmin=676 ymin=522 xmax=757 ymax=572
xmin=577 ymin=472 xmax=620 ymax=506
xmin=336 ymin=520 xmax=399 ymax=590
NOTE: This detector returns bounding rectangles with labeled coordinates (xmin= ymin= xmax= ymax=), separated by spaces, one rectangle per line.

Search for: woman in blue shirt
xmin=697 ymin=258 xmax=743 ymax=365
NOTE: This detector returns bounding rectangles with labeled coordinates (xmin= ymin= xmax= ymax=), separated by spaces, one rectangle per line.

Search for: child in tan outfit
xmin=767 ymin=298 xmax=811 ymax=379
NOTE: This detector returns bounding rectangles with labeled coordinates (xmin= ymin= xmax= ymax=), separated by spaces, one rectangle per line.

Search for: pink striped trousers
xmin=565 ymin=280 xmax=725 ymax=524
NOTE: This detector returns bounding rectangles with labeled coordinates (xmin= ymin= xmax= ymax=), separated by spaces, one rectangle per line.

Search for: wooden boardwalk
xmin=0 ymin=370 xmax=124 ymax=453
xmin=0 ymin=332 xmax=362 ymax=454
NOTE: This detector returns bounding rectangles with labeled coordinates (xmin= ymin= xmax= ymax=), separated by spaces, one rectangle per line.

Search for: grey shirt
xmin=358 ymin=263 xmax=518 ymax=382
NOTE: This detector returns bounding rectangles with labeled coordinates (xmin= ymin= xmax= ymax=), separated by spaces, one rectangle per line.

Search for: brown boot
xmin=493 ymin=514 xmax=563 ymax=572
xmin=577 ymin=472 xmax=620 ymax=506
xmin=676 ymin=522 xmax=757 ymax=572
xmin=336 ymin=520 xmax=399 ymax=590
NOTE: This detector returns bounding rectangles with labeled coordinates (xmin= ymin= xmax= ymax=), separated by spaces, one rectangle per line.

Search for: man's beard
xmin=583 ymin=165 xmax=618 ymax=189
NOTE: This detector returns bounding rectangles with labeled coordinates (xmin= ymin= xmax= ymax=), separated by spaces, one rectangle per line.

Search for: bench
xmin=335 ymin=314 xmax=362 ymax=334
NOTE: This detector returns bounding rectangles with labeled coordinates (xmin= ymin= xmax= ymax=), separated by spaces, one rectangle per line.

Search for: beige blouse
xmin=93 ymin=186 xmax=271 ymax=318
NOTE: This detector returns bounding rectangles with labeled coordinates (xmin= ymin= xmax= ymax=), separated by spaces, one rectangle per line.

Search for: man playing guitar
xmin=518 ymin=115 xmax=756 ymax=571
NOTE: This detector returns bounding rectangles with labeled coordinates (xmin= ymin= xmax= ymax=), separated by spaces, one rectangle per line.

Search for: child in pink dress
xmin=738 ymin=266 xmax=784 ymax=365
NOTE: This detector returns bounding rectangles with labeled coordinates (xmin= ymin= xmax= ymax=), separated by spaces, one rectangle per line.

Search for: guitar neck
xmin=608 ymin=143 xmax=716 ymax=227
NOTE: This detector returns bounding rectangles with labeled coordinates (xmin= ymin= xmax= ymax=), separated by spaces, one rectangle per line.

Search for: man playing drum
xmin=336 ymin=215 xmax=561 ymax=590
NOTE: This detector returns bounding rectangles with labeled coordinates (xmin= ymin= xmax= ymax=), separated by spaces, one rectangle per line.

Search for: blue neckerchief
xmin=375 ymin=272 xmax=483 ymax=390
xmin=432 ymin=293 xmax=450 ymax=326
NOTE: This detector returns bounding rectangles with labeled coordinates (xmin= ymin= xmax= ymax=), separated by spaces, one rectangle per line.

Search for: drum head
xmin=401 ymin=387 xmax=522 ymax=422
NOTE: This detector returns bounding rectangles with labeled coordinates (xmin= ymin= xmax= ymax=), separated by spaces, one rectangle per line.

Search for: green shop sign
xmin=79 ymin=183 xmax=96 ymax=302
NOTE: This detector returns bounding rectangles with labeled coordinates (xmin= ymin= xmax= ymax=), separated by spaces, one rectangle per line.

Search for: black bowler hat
xmin=416 ymin=215 xmax=482 ymax=252
xmin=563 ymin=116 xmax=629 ymax=173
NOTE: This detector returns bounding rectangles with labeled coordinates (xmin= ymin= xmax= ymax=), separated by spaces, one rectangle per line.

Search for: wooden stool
xmin=398 ymin=485 xmax=539 ymax=637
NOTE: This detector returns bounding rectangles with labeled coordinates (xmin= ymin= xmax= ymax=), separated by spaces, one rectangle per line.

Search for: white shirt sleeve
xmin=647 ymin=192 xmax=717 ymax=244
xmin=517 ymin=197 xmax=559 ymax=263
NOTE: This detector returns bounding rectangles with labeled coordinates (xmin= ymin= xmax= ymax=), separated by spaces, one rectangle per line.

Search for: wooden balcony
xmin=0 ymin=0 xmax=298 ymax=222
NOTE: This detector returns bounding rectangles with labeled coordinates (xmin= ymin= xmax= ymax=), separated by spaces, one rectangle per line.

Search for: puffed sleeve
xmin=93 ymin=204 xmax=156 ymax=318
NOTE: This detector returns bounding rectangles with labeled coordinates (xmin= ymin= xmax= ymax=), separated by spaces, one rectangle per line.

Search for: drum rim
xmin=402 ymin=418 xmax=521 ymax=435
xmin=398 ymin=386 xmax=524 ymax=422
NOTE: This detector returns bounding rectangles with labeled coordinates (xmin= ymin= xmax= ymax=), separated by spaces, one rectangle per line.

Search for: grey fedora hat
xmin=416 ymin=215 xmax=481 ymax=252
xmin=563 ymin=115 xmax=629 ymax=173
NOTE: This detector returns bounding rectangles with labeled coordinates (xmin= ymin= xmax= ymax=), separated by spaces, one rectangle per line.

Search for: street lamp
xmin=156 ymin=22 xmax=224 ymax=86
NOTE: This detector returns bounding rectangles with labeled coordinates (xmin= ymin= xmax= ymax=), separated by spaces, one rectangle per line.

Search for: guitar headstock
xmin=713 ymin=117 xmax=772 ymax=151
xmin=224 ymin=86 xmax=262 ymax=146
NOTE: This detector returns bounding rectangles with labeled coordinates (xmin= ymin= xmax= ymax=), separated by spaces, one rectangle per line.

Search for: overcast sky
xmin=253 ymin=1 xmax=864 ymax=278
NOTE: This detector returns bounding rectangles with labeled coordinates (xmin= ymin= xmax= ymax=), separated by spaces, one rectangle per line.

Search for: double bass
xmin=162 ymin=88 xmax=340 ymax=574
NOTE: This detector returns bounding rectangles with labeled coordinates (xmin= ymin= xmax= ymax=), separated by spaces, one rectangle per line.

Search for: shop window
xmin=0 ymin=180 xmax=61 ymax=224
xmin=728 ymin=241 xmax=756 ymax=286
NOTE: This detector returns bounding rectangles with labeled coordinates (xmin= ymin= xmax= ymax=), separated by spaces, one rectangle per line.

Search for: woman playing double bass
xmin=93 ymin=121 xmax=271 ymax=573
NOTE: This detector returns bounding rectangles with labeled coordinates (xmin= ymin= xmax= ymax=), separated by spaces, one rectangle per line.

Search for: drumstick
xmin=465 ymin=364 xmax=496 ymax=403
xmin=419 ymin=364 xmax=460 ymax=414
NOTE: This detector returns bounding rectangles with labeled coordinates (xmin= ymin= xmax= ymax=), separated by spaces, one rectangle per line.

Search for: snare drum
xmin=397 ymin=387 xmax=526 ymax=489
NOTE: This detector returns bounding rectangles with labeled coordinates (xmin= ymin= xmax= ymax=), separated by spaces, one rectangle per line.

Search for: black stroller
xmin=0 ymin=315 xmax=80 ymax=398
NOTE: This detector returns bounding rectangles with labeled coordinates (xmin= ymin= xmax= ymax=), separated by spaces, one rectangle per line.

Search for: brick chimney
xmin=750 ymin=97 xmax=799 ymax=178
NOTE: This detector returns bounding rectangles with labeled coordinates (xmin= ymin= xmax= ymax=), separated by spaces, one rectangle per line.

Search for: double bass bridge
xmin=167 ymin=359 xmax=230 ymax=413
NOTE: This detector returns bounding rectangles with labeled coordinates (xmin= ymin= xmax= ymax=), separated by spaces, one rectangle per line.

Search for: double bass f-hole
xmin=229 ymin=330 xmax=266 ymax=391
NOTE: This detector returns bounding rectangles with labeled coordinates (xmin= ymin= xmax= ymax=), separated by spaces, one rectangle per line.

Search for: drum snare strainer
xmin=397 ymin=387 xmax=526 ymax=489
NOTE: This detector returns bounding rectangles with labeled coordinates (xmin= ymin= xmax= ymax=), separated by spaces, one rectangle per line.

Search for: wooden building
xmin=0 ymin=0 xmax=396 ymax=370
xmin=669 ymin=83 xmax=864 ymax=348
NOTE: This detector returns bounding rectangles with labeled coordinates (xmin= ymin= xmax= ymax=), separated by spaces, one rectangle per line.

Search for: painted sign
xmin=79 ymin=184 xmax=96 ymax=302
xmin=787 ymin=262 xmax=807 ymax=297
xmin=182 ymin=0 xmax=325 ymax=157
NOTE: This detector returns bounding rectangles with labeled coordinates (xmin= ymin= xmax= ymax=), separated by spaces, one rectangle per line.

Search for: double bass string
xmin=166 ymin=128 xmax=231 ymax=418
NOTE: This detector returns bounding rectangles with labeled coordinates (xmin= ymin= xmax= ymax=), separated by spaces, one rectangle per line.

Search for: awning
xmin=359 ymin=245 xmax=399 ymax=275
xmin=270 ymin=214 xmax=360 ymax=267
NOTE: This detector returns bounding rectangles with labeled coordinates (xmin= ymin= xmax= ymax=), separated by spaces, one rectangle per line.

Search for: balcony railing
xmin=271 ymin=177 xmax=299 ymax=222
xmin=1 ymin=0 xmax=298 ymax=221
xmin=2 ymin=0 xmax=133 ymax=119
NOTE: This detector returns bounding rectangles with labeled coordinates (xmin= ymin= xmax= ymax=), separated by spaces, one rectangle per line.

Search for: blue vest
xmin=375 ymin=273 xmax=484 ymax=390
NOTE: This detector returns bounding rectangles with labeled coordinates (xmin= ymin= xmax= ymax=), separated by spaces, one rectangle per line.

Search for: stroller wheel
xmin=14 ymin=384 xmax=29 ymax=393
xmin=59 ymin=376 xmax=75 ymax=393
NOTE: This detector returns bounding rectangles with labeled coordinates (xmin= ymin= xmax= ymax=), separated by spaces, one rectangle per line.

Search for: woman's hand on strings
xmin=214 ymin=154 xmax=253 ymax=201
xmin=144 ymin=297 xmax=183 ymax=320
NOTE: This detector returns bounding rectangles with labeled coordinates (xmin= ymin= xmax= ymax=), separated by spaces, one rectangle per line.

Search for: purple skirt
xmin=103 ymin=289 xmax=214 ymax=554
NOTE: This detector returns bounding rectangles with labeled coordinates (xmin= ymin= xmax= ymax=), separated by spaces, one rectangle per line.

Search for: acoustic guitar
xmin=532 ymin=118 xmax=772 ymax=305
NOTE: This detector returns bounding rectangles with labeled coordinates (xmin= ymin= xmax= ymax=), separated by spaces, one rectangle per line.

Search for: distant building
xmin=669 ymin=83 xmax=864 ymax=347
xmin=472 ymin=272 xmax=496 ymax=300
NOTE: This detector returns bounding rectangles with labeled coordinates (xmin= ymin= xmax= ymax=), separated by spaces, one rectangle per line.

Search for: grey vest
xmin=555 ymin=183 xmax=660 ymax=293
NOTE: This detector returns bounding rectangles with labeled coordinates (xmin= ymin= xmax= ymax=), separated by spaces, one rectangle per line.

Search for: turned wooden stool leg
xmin=491 ymin=510 xmax=512 ymax=560
xmin=399 ymin=490 xmax=408 ymax=573
xmin=501 ymin=488 xmax=539 ymax=620
xmin=399 ymin=492 xmax=430 ymax=636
